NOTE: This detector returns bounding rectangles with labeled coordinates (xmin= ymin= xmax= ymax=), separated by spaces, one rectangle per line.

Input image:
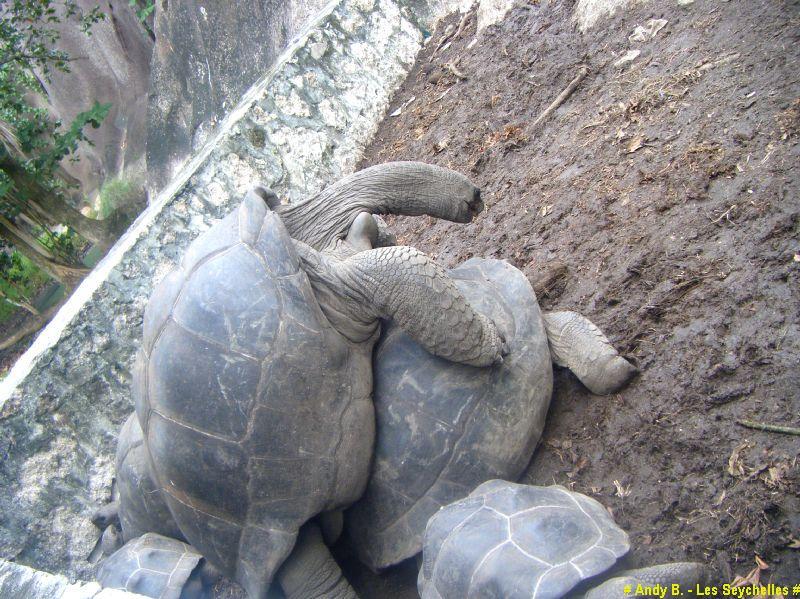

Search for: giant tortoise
xmin=418 ymin=480 xmax=709 ymax=599
xmin=345 ymin=257 xmax=636 ymax=570
xmin=132 ymin=163 xmax=508 ymax=598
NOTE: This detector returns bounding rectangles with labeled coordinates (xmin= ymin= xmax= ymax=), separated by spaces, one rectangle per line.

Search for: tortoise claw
xmin=468 ymin=187 xmax=484 ymax=219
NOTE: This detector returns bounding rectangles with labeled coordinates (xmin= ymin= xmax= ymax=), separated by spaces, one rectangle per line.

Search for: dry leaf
xmin=629 ymin=19 xmax=668 ymax=42
xmin=765 ymin=464 xmax=786 ymax=487
xmin=627 ymin=136 xmax=645 ymax=153
xmin=727 ymin=441 xmax=751 ymax=477
xmin=731 ymin=555 xmax=769 ymax=588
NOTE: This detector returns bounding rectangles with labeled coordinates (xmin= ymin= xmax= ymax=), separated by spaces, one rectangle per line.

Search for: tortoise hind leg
xmin=277 ymin=523 xmax=357 ymax=599
xmin=542 ymin=311 xmax=637 ymax=395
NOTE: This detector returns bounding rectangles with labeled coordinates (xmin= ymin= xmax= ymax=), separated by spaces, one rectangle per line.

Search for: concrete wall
xmin=0 ymin=559 xmax=142 ymax=598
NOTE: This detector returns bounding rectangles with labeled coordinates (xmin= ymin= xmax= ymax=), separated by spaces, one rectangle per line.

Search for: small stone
xmin=614 ymin=49 xmax=641 ymax=68
xmin=309 ymin=41 xmax=328 ymax=60
xmin=732 ymin=123 xmax=755 ymax=143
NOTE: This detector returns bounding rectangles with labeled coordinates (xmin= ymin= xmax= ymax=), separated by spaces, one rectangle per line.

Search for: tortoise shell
xmin=418 ymin=480 xmax=630 ymax=599
xmin=346 ymin=258 xmax=553 ymax=569
xmin=133 ymin=194 xmax=375 ymax=595
xmin=115 ymin=413 xmax=183 ymax=543
xmin=97 ymin=533 xmax=203 ymax=599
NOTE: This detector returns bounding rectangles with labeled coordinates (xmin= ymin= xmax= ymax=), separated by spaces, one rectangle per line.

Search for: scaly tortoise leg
xmin=277 ymin=522 xmax=357 ymax=599
xmin=542 ymin=311 xmax=637 ymax=395
xmin=585 ymin=562 xmax=710 ymax=599
xmin=295 ymin=240 xmax=508 ymax=367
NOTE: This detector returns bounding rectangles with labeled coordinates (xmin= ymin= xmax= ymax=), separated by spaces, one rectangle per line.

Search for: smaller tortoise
xmin=97 ymin=533 xmax=221 ymax=599
xmin=418 ymin=480 xmax=709 ymax=599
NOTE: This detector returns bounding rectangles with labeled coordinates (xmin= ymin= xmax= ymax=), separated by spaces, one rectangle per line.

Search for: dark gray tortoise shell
xmin=418 ymin=480 xmax=630 ymax=599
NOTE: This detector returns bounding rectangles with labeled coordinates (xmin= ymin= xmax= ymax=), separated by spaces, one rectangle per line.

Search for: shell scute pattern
xmin=97 ymin=533 xmax=202 ymax=599
xmin=252 ymin=211 xmax=300 ymax=277
xmin=162 ymin=492 xmax=241 ymax=574
xmin=419 ymin=481 xmax=630 ymax=599
xmin=146 ymin=410 xmax=249 ymax=519
xmin=142 ymin=270 xmax=185 ymax=356
xmin=468 ymin=541 xmax=548 ymax=599
xmin=116 ymin=415 xmax=183 ymax=542
xmin=347 ymin=259 xmax=553 ymax=570
xmin=420 ymin=495 xmax=486 ymax=581
xmin=181 ymin=210 xmax=240 ymax=274
xmin=172 ymin=245 xmax=282 ymax=360
xmin=134 ymin=193 xmax=373 ymax=593
xmin=146 ymin=320 xmax=261 ymax=440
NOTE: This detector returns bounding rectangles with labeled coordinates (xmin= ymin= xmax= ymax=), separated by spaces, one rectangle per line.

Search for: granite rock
xmin=145 ymin=0 xmax=331 ymax=193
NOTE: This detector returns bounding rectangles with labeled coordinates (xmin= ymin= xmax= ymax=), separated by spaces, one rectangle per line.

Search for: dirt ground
xmin=335 ymin=0 xmax=799 ymax=594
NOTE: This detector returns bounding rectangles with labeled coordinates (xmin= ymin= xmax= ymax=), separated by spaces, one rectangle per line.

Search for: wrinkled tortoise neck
xmin=275 ymin=161 xmax=481 ymax=251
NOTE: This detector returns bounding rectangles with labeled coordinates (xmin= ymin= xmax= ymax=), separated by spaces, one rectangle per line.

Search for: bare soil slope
xmin=347 ymin=0 xmax=799 ymax=590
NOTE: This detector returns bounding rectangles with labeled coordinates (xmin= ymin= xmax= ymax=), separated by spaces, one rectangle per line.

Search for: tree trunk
xmin=27 ymin=190 xmax=120 ymax=252
xmin=0 ymin=289 xmax=41 ymax=316
xmin=1 ymin=155 xmax=120 ymax=252
xmin=0 ymin=302 xmax=61 ymax=351
xmin=0 ymin=216 xmax=87 ymax=288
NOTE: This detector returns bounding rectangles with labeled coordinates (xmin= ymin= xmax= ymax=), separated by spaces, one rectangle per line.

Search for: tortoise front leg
xmin=296 ymin=241 xmax=508 ymax=367
xmin=585 ymin=563 xmax=710 ymax=599
xmin=542 ymin=311 xmax=637 ymax=395
xmin=276 ymin=162 xmax=482 ymax=250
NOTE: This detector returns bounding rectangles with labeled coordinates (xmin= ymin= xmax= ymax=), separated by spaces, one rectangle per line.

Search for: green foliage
xmin=97 ymin=177 xmax=140 ymax=219
xmin=0 ymin=244 xmax=49 ymax=321
xmin=0 ymin=1 xmax=104 ymax=75
xmin=0 ymin=1 xmax=109 ymax=216
xmin=128 ymin=0 xmax=155 ymax=24
xmin=36 ymin=226 xmax=82 ymax=263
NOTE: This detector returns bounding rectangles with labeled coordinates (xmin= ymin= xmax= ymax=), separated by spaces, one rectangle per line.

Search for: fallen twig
xmin=736 ymin=419 xmax=800 ymax=436
xmin=430 ymin=10 xmax=473 ymax=61
xmin=709 ymin=204 xmax=737 ymax=224
xmin=530 ymin=66 xmax=590 ymax=130
xmin=453 ymin=9 xmax=473 ymax=40
xmin=431 ymin=25 xmax=454 ymax=59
